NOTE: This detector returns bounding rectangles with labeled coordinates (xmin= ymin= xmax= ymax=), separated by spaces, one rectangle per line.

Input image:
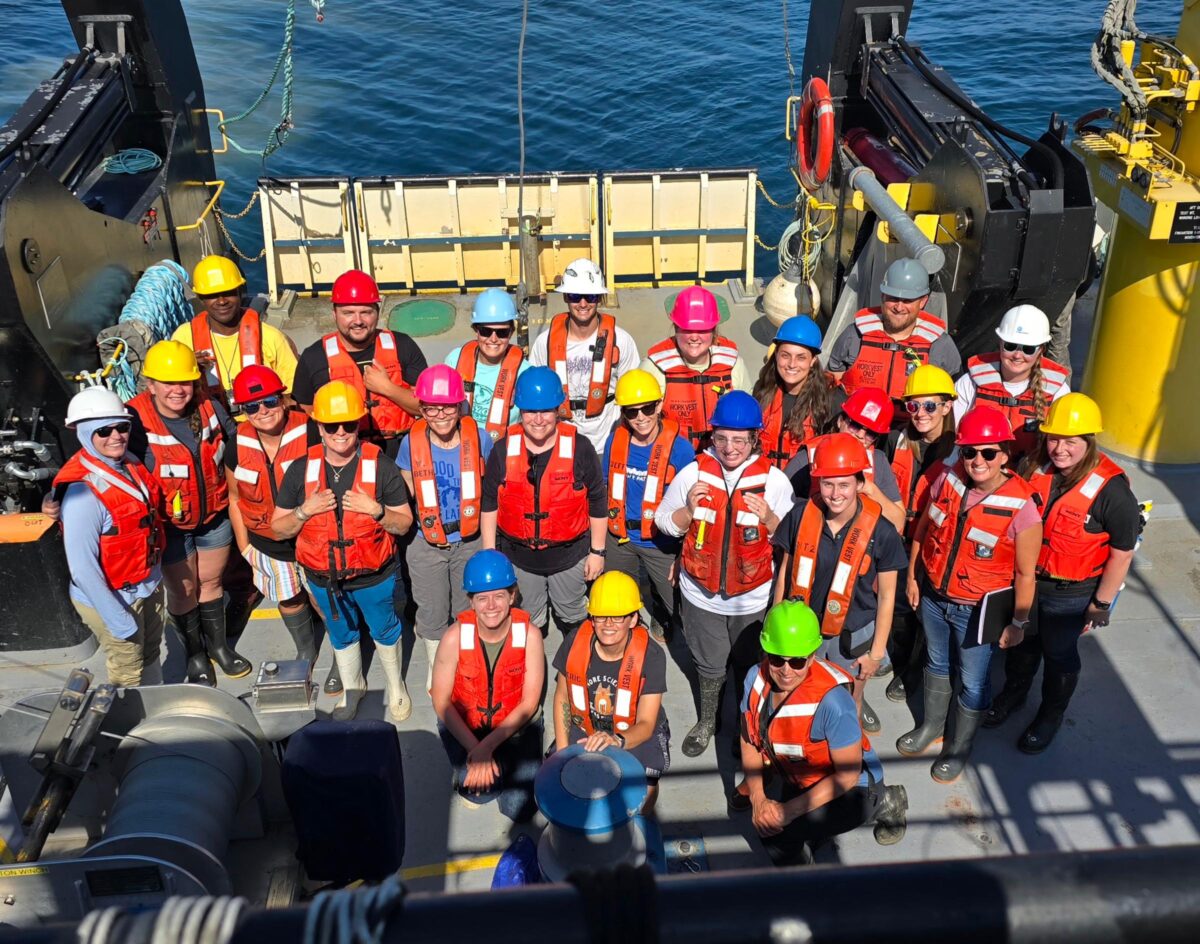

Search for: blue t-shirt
xmin=396 ymin=427 xmax=493 ymax=543
xmin=445 ymin=345 xmax=531 ymax=431
xmin=602 ymin=427 xmax=697 ymax=550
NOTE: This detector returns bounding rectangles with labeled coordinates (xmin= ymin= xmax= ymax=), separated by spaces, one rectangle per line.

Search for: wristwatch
xmin=1010 ymin=618 xmax=1031 ymax=631
xmin=590 ymin=547 xmax=607 ymax=558
xmin=371 ymin=505 xmax=386 ymax=522
xmin=614 ymin=733 xmax=626 ymax=747
xmin=1091 ymin=597 xmax=1112 ymax=610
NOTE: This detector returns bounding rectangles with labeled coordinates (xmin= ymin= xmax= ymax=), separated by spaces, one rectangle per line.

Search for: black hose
xmin=0 ymin=45 xmax=95 ymax=164
xmin=895 ymin=36 xmax=1065 ymax=191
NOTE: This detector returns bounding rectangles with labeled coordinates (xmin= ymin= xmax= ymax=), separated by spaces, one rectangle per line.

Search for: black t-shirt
xmin=129 ymin=398 xmax=238 ymax=471
xmin=1039 ymin=471 xmax=1140 ymax=595
xmin=552 ymin=628 xmax=669 ymax=736
xmin=772 ymin=497 xmax=909 ymax=634
xmin=480 ymin=431 xmax=607 ymax=576
xmin=291 ymin=330 xmax=428 ymax=405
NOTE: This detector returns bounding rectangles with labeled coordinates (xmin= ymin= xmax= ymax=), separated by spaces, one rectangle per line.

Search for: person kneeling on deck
xmin=272 ymin=381 xmax=414 ymax=721
xmin=431 ymin=549 xmax=545 ymax=820
xmin=480 ymin=366 xmax=607 ymax=636
xmin=552 ymin=571 xmax=670 ymax=813
xmin=446 ymin=288 xmax=530 ymax=443
xmin=739 ymin=601 xmax=907 ymax=866
xmin=397 ymin=365 xmax=493 ymax=689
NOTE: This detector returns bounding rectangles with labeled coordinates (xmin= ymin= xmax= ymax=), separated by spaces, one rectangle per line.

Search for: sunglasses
xmin=94 ymin=421 xmax=131 ymax=438
xmin=844 ymin=418 xmax=879 ymax=438
xmin=621 ymin=403 xmax=659 ymax=419
xmin=1002 ymin=342 xmax=1040 ymax=356
xmin=961 ymin=446 xmax=1003 ymax=461
xmin=320 ymin=421 xmax=358 ymax=434
xmin=564 ymin=293 xmax=601 ymax=304
xmin=905 ymin=399 xmax=943 ymax=415
xmin=242 ymin=395 xmax=282 ymax=416
xmin=767 ymin=653 xmax=810 ymax=670
xmin=474 ymin=325 xmax=513 ymax=339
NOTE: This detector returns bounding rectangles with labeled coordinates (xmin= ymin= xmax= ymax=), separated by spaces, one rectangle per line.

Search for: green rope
xmin=219 ymin=0 xmax=298 ymax=160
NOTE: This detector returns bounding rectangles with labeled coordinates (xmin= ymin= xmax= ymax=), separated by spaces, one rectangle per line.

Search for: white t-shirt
xmin=952 ymin=371 xmax=1070 ymax=424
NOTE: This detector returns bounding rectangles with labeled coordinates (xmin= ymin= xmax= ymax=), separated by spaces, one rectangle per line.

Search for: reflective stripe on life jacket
xmin=410 ymin=416 xmax=482 ymax=547
xmin=966 ymin=353 xmax=1069 ymax=456
xmin=840 ymin=308 xmax=947 ymax=402
xmin=564 ymin=620 xmax=650 ymax=734
xmin=788 ymin=496 xmax=881 ymax=637
xmin=451 ymin=607 xmax=531 ymax=731
xmin=647 ymin=336 xmax=737 ymax=449
xmin=760 ymin=388 xmax=818 ymax=469
xmin=190 ymin=310 xmax=263 ymax=408
xmin=495 ymin=423 xmax=590 ymax=548
xmin=456 ymin=342 xmax=524 ymax=442
xmin=323 ymin=331 xmax=414 ymax=438
xmin=681 ymin=454 xmax=774 ymax=596
xmin=1028 ymin=454 xmax=1126 ymax=582
xmin=232 ymin=410 xmax=310 ymax=536
xmin=548 ymin=312 xmax=619 ymax=419
xmin=607 ymin=419 xmax=682 ymax=542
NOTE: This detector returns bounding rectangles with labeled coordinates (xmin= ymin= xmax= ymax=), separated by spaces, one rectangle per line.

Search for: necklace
xmin=212 ymin=332 xmax=240 ymax=393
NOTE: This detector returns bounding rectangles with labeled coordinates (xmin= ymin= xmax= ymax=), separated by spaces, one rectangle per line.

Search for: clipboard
xmin=965 ymin=586 xmax=1038 ymax=647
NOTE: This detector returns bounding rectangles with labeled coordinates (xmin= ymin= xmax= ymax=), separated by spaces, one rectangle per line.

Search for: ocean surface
xmin=0 ymin=0 xmax=1183 ymax=288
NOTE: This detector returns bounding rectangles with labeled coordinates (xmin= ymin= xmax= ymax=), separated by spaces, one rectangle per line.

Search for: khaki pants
xmin=72 ymin=586 xmax=166 ymax=687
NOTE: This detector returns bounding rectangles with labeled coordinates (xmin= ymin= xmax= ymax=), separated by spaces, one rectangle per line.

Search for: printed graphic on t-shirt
xmin=586 ymin=670 xmax=619 ymax=733
xmin=468 ymin=382 xmax=496 ymax=425
xmin=564 ymin=350 xmax=598 ymax=407
xmin=432 ymin=455 xmax=463 ymax=520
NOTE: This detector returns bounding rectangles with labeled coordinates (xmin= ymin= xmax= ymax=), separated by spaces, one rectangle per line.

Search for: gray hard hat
xmin=879 ymin=258 xmax=930 ymax=300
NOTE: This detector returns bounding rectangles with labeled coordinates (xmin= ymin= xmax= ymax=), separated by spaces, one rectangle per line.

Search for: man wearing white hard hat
xmin=51 ymin=387 xmax=167 ymax=687
xmin=529 ymin=258 xmax=639 ymax=453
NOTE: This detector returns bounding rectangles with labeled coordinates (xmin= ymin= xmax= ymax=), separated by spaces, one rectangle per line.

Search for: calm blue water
xmin=0 ymin=0 xmax=1183 ymax=288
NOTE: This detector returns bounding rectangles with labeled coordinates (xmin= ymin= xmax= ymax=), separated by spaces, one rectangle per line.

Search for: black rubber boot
xmin=682 ymin=676 xmax=724 ymax=757
xmin=224 ymin=589 xmax=264 ymax=643
xmin=1018 ymin=671 xmax=1079 ymax=754
xmin=931 ymin=699 xmax=984 ymax=784
xmin=860 ymin=698 xmax=881 ymax=734
xmin=323 ymin=659 xmax=344 ymax=695
xmin=873 ymin=784 xmax=908 ymax=845
xmin=176 ymin=608 xmax=216 ymax=687
xmin=896 ymin=671 xmax=952 ymax=756
xmin=983 ymin=645 xmax=1042 ymax=728
xmin=198 ymin=599 xmax=252 ymax=679
xmin=281 ymin=606 xmax=317 ymax=661
xmin=885 ymin=673 xmax=907 ymax=703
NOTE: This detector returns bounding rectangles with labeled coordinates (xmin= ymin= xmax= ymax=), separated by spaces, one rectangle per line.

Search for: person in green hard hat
xmin=736 ymin=600 xmax=908 ymax=866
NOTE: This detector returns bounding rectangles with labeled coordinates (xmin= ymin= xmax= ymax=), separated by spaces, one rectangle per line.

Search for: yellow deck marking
xmin=250 ymin=608 xmax=282 ymax=620
xmin=0 ymin=865 xmax=48 ymax=877
xmin=400 ymin=854 xmax=501 ymax=880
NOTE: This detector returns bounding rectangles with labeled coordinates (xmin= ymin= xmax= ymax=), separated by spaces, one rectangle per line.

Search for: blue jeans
xmin=921 ymin=589 xmax=994 ymax=710
xmin=163 ymin=513 xmax=233 ymax=565
xmin=311 ymin=573 xmax=404 ymax=650
xmin=438 ymin=718 xmax=544 ymax=821
xmin=1034 ymin=585 xmax=1093 ymax=674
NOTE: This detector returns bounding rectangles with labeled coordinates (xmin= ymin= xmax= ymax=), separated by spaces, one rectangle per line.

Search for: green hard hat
xmin=760 ymin=601 xmax=822 ymax=659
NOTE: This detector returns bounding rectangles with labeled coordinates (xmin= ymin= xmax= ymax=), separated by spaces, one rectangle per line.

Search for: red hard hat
xmin=810 ymin=432 xmax=870 ymax=478
xmin=956 ymin=405 xmax=1015 ymax=446
xmin=842 ymin=387 xmax=893 ymax=434
xmin=232 ymin=365 xmax=286 ymax=405
xmin=331 ymin=269 xmax=381 ymax=306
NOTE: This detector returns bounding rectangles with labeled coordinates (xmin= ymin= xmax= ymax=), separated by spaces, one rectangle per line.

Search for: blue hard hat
xmin=710 ymin=390 xmax=763 ymax=430
xmin=472 ymin=288 xmax=517 ymax=325
xmin=773 ymin=315 xmax=823 ymax=353
xmin=463 ymin=549 xmax=518 ymax=594
xmin=514 ymin=366 xmax=565 ymax=412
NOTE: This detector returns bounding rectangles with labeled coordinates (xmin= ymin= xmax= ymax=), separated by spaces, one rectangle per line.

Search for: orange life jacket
xmin=564 ymin=620 xmax=650 ymax=735
xmin=606 ymin=419 xmax=682 ymax=542
xmin=189 ymin=310 xmax=263 ymax=407
xmin=451 ymin=607 xmax=531 ymax=731
xmin=294 ymin=443 xmax=395 ymax=578
xmin=495 ymin=423 xmax=590 ymax=548
xmin=760 ymin=388 xmax=819 ymax=469
xmin=681 ymin=454 xmax=774 ymax=596
xmin=744 ymin=659 xmax=870 ymax=789
xmin=966 ymin=353 xmax=1070 ymax=456
xmin=409 ymin=416 xmax=482 ymax=547
xmin=788 ymin=496 xmax=881 ymax=637
xmin=889 ymin=434 xmax=951 ymax=540
xmin=129 ymin=391 xmax=228 ymax=530
xmin=322 ymin=331 xmax=414 ymax=439
xmin=1028 ymin=454 xmax=1126 ymax=582
xmin=231 ymin=410 xmax=310 ymax=536
xmin=921 ymin=464 xmax=1037 ymax=603
xmin=456 ymin=342 xmax=524 ymax=442
xmin=547 ymin=312 xmax=619 ymax=419
xmin=840 ymin=308 xmax=948 ymax=402
xmin=646 ymin=336 xmax=737 ymax=449
xmin=53 ymin=451 xmax=165 ymax=590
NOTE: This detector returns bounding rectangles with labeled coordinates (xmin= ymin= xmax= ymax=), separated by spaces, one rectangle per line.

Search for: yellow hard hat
xmin=1040 ymin=392 xmax=1102 ymax=437
xmin=311 ymin=381 xmax=366 ymax=424
xmin=614 ymin=369 xmax=663 ymax=407
xmin=192 ymin=255 xmax=246 ymax=296
xmin=587 ymin=571 xmax=643 ymax=618
xmin=903 ymin=364 xmax=956 ymax=399
xmin=143 ymin=339 xmax=201 ymax=382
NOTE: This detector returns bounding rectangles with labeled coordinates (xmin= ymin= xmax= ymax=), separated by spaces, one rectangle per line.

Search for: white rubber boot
xmin=424 ymin=637 xmax=440 ymax=693
xmin=331 ymin=644 xmax=366 ymax=721
xmin=375 ymin=641 xmax=412 ymax=723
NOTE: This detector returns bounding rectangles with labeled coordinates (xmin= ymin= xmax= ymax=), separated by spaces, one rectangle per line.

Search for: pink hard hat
xmin=670 ymin=286 xmax=720 ymax=331
xmin=415 ymin=364 xmax=466 ymax=405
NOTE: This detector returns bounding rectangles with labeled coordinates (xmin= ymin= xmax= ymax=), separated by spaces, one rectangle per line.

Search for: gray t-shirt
xmin=827 ymin=322 xmax=963 ymax=377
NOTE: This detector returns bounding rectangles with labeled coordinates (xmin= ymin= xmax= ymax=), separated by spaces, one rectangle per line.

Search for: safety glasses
xmin=767 ymin=653 xmax=810 ymax=670
xmin=961 ymin=446 xmax=1002 ymax=461
xmin=474 ymin=325 xmax=513 ymax=339
xmin=320 ymin=421 xmax=357 ymax=434
xmin=93 ymin=422 xmax=131 ymax=438
xmin=1002 ymin=342 xmax=1040 ymax=356
xmin=564 ymin=293 xmax=600 ymax=304
xmin=712 ymin=433 xmax=752 ymax=448
xmin=242 ymin=395 xmax=282 ymax=416
xmin=905 ymin=399 xmax=943 ymax=415
xmin=621 ymin=403 xmax=658 ymax=419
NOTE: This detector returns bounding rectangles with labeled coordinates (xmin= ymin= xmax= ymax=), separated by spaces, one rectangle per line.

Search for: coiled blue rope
xmin=303 ymin=875 xmax=406 ymax=944
xmin=101 ymin=260 xmax=192 ymax=400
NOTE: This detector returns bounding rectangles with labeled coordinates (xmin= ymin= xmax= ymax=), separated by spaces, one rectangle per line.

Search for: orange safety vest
xmin=456 ymin=343 xmax=524 ymax=442
xmin=646 ymin=336 xmax=737 ymax=449
xmin=495 ymin=423 xmax=590 ymax=548
xmin=53 ymin=451 xmax=164 ymax=590
xmin=190 ymin=310 xmax=263 ymax=407
xmin=129 ymin=391 xmax=228 ymax=530
xmin=547 ymin=312 xmax=619 ymax=419
xmin=681 ymin=454 xmax=774 ymax=596
xmin=606 ymin=419 xmax=682 ymax=542
xmin=564 ymin=620 xmax=650 ymax=735
xmin=840 ymin=308 xmax=948 ymax=402
xmin=744 ymin=659 xmax=870 ymax=789
xmin=294 ymin=443 xmax=395 ymax=578
xmin=231 ymin=410 xmax=310 ymax=536
xmin=1028 ymin=454 xmax=1126 ymax=582
xmin=889 ymin=434 xmax=951 ymax=541
xmin=409 ymin=416 xmax=482 ymax=547
xmin=322 ymin=331 xmax=414 ymax=439
xmin=451 ymin=607 xmax=531 ymax=731
xmin=966 ymin=353 xmax=1070 ymax=456
xmin=760 ymin=388 xmax=819 ymax=469
xmin=920 ymin=464 xmax=1036 ymax=603
xmin=788 ymin=496 xmax=881 ymax=637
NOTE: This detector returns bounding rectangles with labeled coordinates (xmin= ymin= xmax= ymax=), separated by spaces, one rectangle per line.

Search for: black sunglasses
xmin=474 ymin=324 xmax=513 ymax=339
xmin=320 ymin=421 xmax=358 ymax=434
xmin=94 ymin=421 xmax=131 ymax=438
xmin=564 ymin=293 xmax=600 ymax=304
xmin=905 ymin=399 xmax=943 ymax=415
xmin=844 ymin=418 xmax=879 ymax=438
xmin=242 ymin=395 xmax=282 ymax=416
xmin=1002 ymin=342 xmax=1040 ymax=356
xmin=961 ymin=446 xmax=1003 ymax=461
xmin=767 ymin=653 xmax=810 ymax=670
xmin=621 ymin=403 xmax=658 ymax=419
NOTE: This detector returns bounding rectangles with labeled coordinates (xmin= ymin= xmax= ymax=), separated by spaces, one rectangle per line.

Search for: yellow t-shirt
xmin=172 ymin=318 xmax=299 ymax=404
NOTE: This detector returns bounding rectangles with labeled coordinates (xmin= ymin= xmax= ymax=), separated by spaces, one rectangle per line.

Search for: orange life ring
xmin=797 ymin=77 xmax=835 ymax=193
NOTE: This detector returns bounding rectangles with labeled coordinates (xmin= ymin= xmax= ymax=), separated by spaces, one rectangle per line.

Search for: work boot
xmin=139 ymin=657 xmax=164 ymax=687
xmin=873 ymin=784 xmax=908 ymax=845
xmin=682 ymin=676 xmax=724 ymax=757
xmin=375 ymin=640 xmax=412 ymax=723
xmin=1018 ymin=671 xmax=1079 ymax=754
xmin=281 ymin=606 xmax=317 ymax=662
xmin=896 ymin=671 xmax=952 ymax=756
xmin=931 ymin=699 xmax=984 ymax=784
xmin=176 ymin=608 xmax=215 ymax=687
xmin=885 ymin=673 xmax=907 ymax=703
xmin=983 ymin=645 xmax=1042 ymax=728
xmin=198 ymin=600 xmax=252 ymax=679
xmin=860 ymin=698 xmax=881 ymax=734
xmin=224 ymin=588 xmax=264 ymax=643
xmin=323 ymin=659 xmax=343 ymax=695
xmin=331 ymin=644 xmax=366 ymax=721
xmin=423 ymin=637 xmax=440 ymax=693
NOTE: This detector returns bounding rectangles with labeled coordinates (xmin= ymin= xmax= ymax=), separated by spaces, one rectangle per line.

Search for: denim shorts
xmin=163 ymin=513 xmax=233 ymax=565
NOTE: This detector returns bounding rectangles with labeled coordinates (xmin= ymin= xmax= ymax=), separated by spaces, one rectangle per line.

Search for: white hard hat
xmin=557 ymin=258 xmax=609 ymax=295
xmin=995 ymin=304 xmax=1051 ymax=346
xmin=65 ymin=386 xmax=129 ymax=427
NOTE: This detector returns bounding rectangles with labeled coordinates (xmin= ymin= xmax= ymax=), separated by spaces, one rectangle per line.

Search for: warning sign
xmin=1169 ymin=202 xmax=1200 ymax=243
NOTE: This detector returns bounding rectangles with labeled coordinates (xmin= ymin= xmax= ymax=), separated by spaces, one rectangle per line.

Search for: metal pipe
xmin=8 ymin=441 xmax=52 ymax=462
xmin=3 ymin=462 xmax=53 ymax=482
xmin=847 ymin=165 xmax=945 ymax=275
